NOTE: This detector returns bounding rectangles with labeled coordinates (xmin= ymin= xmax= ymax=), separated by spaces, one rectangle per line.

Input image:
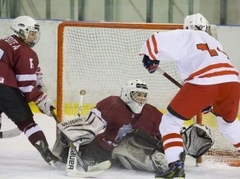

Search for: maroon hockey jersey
xmin=95 ymin=96 xmax=163 ymax=151
xmin=0 ymin=35 xmax=43 ymax=102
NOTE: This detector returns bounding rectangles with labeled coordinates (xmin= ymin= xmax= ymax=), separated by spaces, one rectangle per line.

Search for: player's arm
xmin=15 ymin=48 xmax=54 ymax=116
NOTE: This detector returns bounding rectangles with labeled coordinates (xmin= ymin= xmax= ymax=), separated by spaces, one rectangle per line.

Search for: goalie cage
xmin=56 ymin=21 xmax=240 ymax=166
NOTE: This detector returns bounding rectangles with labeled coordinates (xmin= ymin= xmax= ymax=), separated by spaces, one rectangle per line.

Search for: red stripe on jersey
xmin=146 ymin=39 xmax=156 ymax=60
xmin=146 ymin=34 xmax=158 ymax=60
xmin=151 ymin=34 xmax=158 ymax=54
xmin=198 ymin=70 xmax=239 ymax=78
xmin=234 ymin=142 xmax=240 ymax=148
xmin=185 ymin=63 xmax=238 ymax=81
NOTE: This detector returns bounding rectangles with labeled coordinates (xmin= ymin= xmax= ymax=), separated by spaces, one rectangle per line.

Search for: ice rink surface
xmin=1 ymin=113 xmax=240 ymax=179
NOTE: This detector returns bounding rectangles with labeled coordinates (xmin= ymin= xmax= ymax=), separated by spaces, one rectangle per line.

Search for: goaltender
xmin=52 ymin=79 xmax=214 ymax=173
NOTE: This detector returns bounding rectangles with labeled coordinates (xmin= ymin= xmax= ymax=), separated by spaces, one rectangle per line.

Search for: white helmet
xmin=184 ymin=13 xmax=209 ymax=32
xmin=120 ymin=79 xmax=148 ymax=114
xmin=11 ymin=15 xmax=40 ymax=47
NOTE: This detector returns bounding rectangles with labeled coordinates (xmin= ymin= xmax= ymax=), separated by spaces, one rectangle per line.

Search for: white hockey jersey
xmin=140 ymin=30 xmax=239 ymax=85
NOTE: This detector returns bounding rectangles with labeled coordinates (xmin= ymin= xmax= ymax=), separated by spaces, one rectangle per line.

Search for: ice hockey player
xmin=53 ymin=79 xmax=214 ymax=174
xmin=140 ymin=13 xmax=240 ymax=179
xmin=0 ymin=15 xmax=59 ymax=168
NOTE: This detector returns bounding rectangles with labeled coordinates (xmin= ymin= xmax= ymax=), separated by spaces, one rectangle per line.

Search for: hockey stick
xmin=63 ymin=90 xmax=111 ymax=176
xmin=0 ymin=127 xmax=21 ymax=139
xmin=50 ymin=107 xmax=89 ymax=172
xmin=65 ymin=90 xmax=88 ymax=173
xmin=0 ymin=114 xmax=21 ymax=139
xmin=77 ymin=90 xmax=86 ymax=117
xmin=156 ymin=67 xmax=182 ymax=88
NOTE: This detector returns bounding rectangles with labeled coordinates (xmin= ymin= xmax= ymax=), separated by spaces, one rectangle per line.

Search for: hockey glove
xmin=142 ymin=55 xmax=159 ymax=73
xmin=35 ymin=93 xmax=55 ymax=116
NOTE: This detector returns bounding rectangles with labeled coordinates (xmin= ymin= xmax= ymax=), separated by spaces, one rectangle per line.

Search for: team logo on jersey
xmin=115 ymin=124 xmax=132 ymax=142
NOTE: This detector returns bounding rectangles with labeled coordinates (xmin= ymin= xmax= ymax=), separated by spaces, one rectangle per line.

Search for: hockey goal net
xmin=57 ymin=21 xmax=240 ymax=166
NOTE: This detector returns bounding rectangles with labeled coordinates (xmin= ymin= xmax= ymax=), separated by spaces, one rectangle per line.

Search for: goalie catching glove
xmin=181 ymin=123 xmax=214 ymax=158
xmin=57 ymin=111 xmax=105 ymax=146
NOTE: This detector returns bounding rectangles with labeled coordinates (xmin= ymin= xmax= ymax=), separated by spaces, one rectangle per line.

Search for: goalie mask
xmin=120 ymin=79 xmax=148 ymax=114
xmin=184 ymin=13 xmax=210 ymax=33
xmin=11 ymin=15 xmax=40 ymax=47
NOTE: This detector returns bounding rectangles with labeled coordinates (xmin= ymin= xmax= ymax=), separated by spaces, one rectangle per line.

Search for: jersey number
xmin=196 ymin=43 xmax=229 ymax=59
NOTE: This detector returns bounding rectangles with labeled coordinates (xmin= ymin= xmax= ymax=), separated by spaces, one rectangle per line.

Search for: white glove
xmin=208 ymin=24 xmax=218 ymax=40
xmin=36 ymin=67 xmax=45 ymax=89
xmin=35 ymin=93 xmax=54 ymax=116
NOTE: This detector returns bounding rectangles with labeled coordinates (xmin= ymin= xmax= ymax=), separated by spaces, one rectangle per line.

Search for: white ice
xmin=1 ymin=113 xmax=240 ymax=179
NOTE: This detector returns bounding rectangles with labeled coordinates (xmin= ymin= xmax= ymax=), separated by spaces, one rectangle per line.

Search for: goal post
xmin=56 ymin=21 xmax=240 ymax=166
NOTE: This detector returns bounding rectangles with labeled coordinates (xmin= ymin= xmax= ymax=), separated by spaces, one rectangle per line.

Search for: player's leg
xmin=0 ymin=84 xmax=59 ymax=167
xmin=214 ymin=82 xmax=240 ymax=151
xmin=157 ymin=83 xmax=218 ymax=179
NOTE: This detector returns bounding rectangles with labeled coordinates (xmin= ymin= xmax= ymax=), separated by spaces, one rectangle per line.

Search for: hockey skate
xmin=34 ymin=140 xmax=60 ymax=169
xmin=155 ymin=152 xmax=185 ymax=179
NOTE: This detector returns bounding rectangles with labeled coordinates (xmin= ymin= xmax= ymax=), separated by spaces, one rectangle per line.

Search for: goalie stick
xmin=65 ymin=90 xmax=111 ymax=177
xmin=65 ymin=89 xmax=88 ymax=173
xmin=51 ymin=107 xmax=89 ymax=172
xmin=53 ymin=90 xmax=111 ymax=177
xmin=77 ymin=90 xmax=86 ymax=117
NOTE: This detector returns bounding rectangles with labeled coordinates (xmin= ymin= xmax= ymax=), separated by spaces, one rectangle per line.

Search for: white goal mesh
xmin=57 ymin=22 xmax=182 ymax=119
xmin=57 ymin=21 xmax=240 ymax=166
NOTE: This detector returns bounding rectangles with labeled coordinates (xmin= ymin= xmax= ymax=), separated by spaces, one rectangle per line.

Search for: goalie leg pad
xmin=181 ymin=123 xmax=214 ymax=158
xmin=112 ymin=129 xmax=167 ymax=172
xmin=58 ymin=111 xmax=105 ymax=146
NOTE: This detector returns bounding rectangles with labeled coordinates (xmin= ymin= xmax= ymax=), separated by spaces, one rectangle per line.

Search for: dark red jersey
xmin=0 ymin=35 xmax=43 ymax=102
xmin=95 ymin=96 xmax=163 ymax=151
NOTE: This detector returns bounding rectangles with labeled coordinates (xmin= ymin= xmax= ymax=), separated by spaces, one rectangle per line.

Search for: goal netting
xmin=57 ymin=21 xmax=240 ymax=166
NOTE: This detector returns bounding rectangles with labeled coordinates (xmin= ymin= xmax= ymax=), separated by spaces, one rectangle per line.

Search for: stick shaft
xmin=78 ymin=95 xmax=84 ymax=117
xmin=156 ymin=67 xmax=182 ymax=88
xmin=78 ymin=90 xmax=86 ymax=117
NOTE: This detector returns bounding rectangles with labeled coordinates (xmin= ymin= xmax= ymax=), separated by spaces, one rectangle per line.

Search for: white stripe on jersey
xmin=19 ymin=85 xmax=35 ymax=93
xmin=16 ymin=74 xmax=36 ymax=81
